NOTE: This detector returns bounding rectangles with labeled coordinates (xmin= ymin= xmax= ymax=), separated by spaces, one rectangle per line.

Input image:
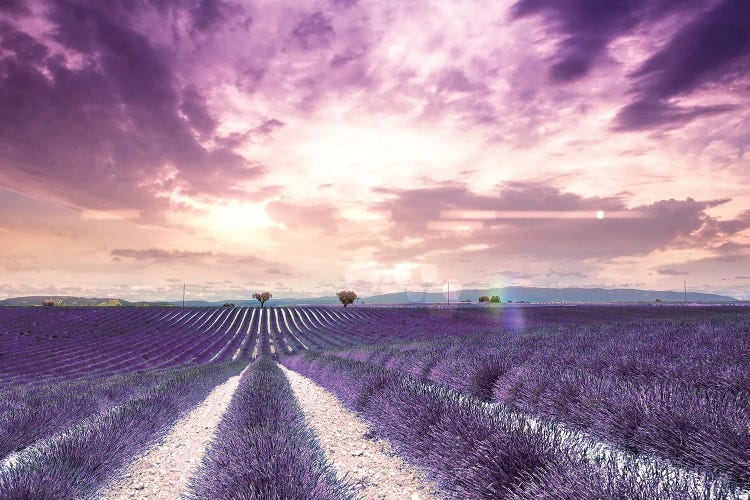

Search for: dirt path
xmin=280 ymin=365 xmax=442 ymax=500
xmin=98 ymin=366 xmax=248 ymax=499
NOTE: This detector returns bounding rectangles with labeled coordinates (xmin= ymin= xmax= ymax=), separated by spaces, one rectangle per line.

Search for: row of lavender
xmin=284 ymin=352 xmax=741 ymax=499
xmin=3 ymin=303 xmax=747 ymax=498
xmin=321 ymin=309 xmax=750 ymax=489
xmin=0 ymin=307 xmax=258 ymax=387
xmin=1 ymin=305 xmax=352 ymax=498
xmin=0 ymin=305 xmax=369 ymax=387
xmin=5 ymin=304 xmax=737 ymax=388
xmin=0 ymin=304 xmax=517 ymax=387
xmin=1 ymin=355 xmax=358 ymax=498
xmin=0 ymin=360 xmax=244 ymax=497
xmin=0 ymin=363 xmax=206 ymax=461
xmin=188 ymin=356 xmax=355 ymax=499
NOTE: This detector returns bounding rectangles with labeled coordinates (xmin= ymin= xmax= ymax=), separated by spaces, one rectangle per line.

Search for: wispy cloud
xmin=657 ymin=269 xmax=690 ymax=276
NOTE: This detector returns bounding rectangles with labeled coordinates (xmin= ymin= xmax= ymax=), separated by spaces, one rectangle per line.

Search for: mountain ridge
xmin=0 ymin=296 xmax=173 ymax=307
xmin=0 ymin=287 xmax=735 ymax=307
xmin=210 ymin=286 xmax=735 ymax=306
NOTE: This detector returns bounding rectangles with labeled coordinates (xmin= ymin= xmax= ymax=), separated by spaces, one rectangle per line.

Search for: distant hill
xmin=351 ymin=286 xmax=736 ymax=304
xmin=0 ymin=296 xmax=173 ymax=307
xmin=175 ymin=286 xmax=736 ymax=306
xmin=1 ymin=287 xmax=735 ymax=307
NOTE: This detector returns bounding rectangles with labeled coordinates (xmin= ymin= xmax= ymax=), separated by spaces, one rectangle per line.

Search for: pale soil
xmin=280 ymin=365 xmax=443 ymax=500
xmin=97 ymin=366 xmax=248 ymax=499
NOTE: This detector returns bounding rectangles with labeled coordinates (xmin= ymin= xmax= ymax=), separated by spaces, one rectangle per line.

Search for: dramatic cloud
xmin=511 ymin=0 xmax=703 ymax=82
xmin=0 ymin=0 xmax=29 ymax=16
xmin=0 ymin=1 xmax=262 ymax=218
xmin=111 ymin=248 xmax=264 ymax=266
xmin=371 ymin=182 xmax=744 ymax=261
xmin=615 ymin=0 xmax=750 ymax=130
xmin=511 ymin=0 xmax=750 ymax=130
xmin=1 ymin=1 xmax=749 ymax=299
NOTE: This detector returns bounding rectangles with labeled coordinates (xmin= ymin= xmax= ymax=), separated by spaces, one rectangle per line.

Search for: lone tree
xmin=253 ymin=291 xmax=272 ymax=308
xmin=478 ymin=295 xmax=490 ymax=303
xmin=337 ymin=290 xmax=358 ymax=307
xmin=490 ymin=295 xmax=501 ymax=303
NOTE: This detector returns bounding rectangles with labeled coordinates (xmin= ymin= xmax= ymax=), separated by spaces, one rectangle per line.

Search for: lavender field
xmin=0 ymin=304 xmax=748 ymax=499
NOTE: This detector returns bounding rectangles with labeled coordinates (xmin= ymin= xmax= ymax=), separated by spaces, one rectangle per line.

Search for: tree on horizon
xmin=337 ymin=290 xmax=358 ymax=307
xmin=253 ymin=291 xmax=272 ymax=308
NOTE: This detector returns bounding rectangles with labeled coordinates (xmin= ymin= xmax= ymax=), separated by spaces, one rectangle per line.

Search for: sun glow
xmin=207 ymin=202 xmax=275 ymax=230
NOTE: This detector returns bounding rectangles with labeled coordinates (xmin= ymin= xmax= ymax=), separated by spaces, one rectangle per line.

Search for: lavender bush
xmin=330 ymin=312 xmax=750 ymax=488
xmin=0 ymin=307 xmax=254 ymax=387
xmin=5 ymin=304 xmax=741 ymax=387
xmin=0 ymin=364 xmax=199 ymax=459
xmin=0 ymin=360 xmax=244 ymax=498
xmin=188 ymin=356 xmax=355 ymax=499
xmin=284 ymin=352 xmax=740 ymax=499
xmin=2 ymin=304 xmax=749 ymax=496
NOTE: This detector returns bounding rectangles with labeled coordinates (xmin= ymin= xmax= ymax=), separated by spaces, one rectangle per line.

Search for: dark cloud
xmin=191 ymin=0 xmax=231 ymax=32
xmin=212 ymin=119 xmax=285 ymax=151
xmin=264 ymin=267 xmax=293 ymax=276
xmin=181 ymin=86 xmax=217 ymax=136
xmin=699 ymin=242 xmax=750 ymax=262
xmin=0 ymin=1 xmax=262 ymax=217
xmin=292 ymin=12 xmax=334 ymax=50
xmin=717 ymin=209 xmax=750 ymax=234
xmin=331 ymin=0 xmax=358 ymax=8
xmin=615 ymin=0 xmax=750 ymax=130
xmin=0 ymin=0 xmax=29 ymax=16
xmin=437 ymin=69 xmax=489 ymax=94
xmin=373 ymin=181 xmax=625 ymax=240
xmin=111 ymin=248 xmax=263 ymax=265
xmin=613 ymin=100 xmax=737 ymax=131
xmin=252 ymin=118 xmax=286 ymax=137
xmin=657 ymin=268 xmax=690 ymax=276
xmin=370 ymin=182 xmax=744 ymax=261
xmin=113 ymin=248 xmax=219 ymax=261
xmin=0 ymin=21 xmax=48 ymax=60
xmin=511 ymin=0 xmax=749 ymax=130
xmin=511 ymin=0 xmax=699 ymax=82
xmin=490 ymin=270 xmax=535 ymax=280
xmin=546 ymin=269 xmax=588 ymax=278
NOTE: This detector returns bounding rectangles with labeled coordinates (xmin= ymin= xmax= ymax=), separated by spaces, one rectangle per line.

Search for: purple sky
xmin=1 ymin=0 xmax=749 ymax=300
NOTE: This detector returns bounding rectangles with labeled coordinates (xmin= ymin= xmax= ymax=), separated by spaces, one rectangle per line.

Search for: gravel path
xmin=98 ymin=366 xmax=248 ymax=499
xmin=280 ymin=365 xmax=442 ymax=500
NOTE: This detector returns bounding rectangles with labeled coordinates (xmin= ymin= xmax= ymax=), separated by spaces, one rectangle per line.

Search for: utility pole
xmin=684 ymin=280 xmax=687 ymax=303
xmin=447 ymin=282 xmax=450 ymax=305
xmin=182 ymin=282 xmax=186 ymax=307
